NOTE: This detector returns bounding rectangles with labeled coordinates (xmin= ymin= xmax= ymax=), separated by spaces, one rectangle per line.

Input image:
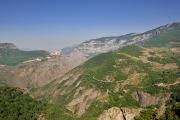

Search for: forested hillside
xmin=0 ymin=87 xmax=45 ymax=120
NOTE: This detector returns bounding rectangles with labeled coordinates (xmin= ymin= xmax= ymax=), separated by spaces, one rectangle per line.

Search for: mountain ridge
xmin=61 ymin=22 xmax=180 ymax=59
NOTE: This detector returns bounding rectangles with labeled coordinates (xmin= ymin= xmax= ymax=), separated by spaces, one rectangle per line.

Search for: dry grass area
xmin=138 ymin=47 xmax=153 ymax=63
xmin=121 ymin=72 xmax=146 ymax=86
xmin=171 ymin=47 xmax=180 ymax=54
xmin=152 ymin=63 xmax=178 ymax=70
xmin=138 ymin=47 xmax=179 ymax=70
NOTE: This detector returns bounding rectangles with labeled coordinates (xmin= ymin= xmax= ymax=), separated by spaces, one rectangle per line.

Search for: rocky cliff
xmin=97 ymin=107 xmax=142 ymax=120
xmin=62 ymin=23 xmax=180 ymax=59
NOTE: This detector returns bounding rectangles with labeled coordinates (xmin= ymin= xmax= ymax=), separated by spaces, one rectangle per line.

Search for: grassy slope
xmin=0 ymin=48 xmax=48 ymax=65
xmin=40 ymin=44 xmax=180 ymax=119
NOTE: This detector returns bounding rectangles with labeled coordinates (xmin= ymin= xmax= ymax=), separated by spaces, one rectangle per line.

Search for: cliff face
xmin=97 ymin=107 xmax=142 ymax=120
xmin=61 ymin=33 xmax=150 ymax=59
xmin=132 ymin=91 xmax=170 ymax=107
xmin=0 ymin=43 xmax=17 ymax=49
xmin=61 ymin=23 xmax=180 ymax=59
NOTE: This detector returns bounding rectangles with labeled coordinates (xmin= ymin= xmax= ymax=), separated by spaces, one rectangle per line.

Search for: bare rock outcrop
xmin=97 ymin=107 xmax=142 ymax=120
xmin=97 ymin=107 xmax=124 ymax=120
xmin=66 ymin=88 xmax=101 ymax=116
xmin=132 ymin=91 xmax=170 ymax=107
xmin=121 ymin=107 xmax=142 ymax=120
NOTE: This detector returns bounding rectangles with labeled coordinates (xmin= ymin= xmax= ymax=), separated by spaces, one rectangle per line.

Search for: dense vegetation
xmin=44 ymin=104 xmax=75 ymax=120
xmin=134 ymin=109 xmax=157 ymax=120
xmin=0 ymin=48 xmax=48 ymax=65
xmin=0 ymin=87 xmax=45 ymax=120
xmin=161 ymin=85 xmax=180 ymax=120
xmin=119 ymin=45 xmax=143 ymax=57
xmin=81 ymin=45 xmax=146 ymax=91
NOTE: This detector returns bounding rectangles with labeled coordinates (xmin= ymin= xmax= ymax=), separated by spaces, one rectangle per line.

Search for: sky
xmin=0 ymin=0 xmax=180 ymax=51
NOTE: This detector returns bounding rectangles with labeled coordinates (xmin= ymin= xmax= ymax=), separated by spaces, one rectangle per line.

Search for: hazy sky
xmin=0 ymin=0 xmax=180 ymax=50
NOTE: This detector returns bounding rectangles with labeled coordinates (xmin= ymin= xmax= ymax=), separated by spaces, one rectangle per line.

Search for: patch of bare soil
xmin=121 ymin=72 xmax=146 ymax=86
xmin=155 ymin=78 xmax=180 ymax=88
xmin=171 ymin=47 xmax=180 ymax=54
xmin=97 ymin=107 xmax=142 ymax=120
xmin=153 ymin=63 xmax=178 ymax=70
xmin=138 ymin=47 xmax=153 ymax=63
xmin=121 ymin=67 xmax=131 ymax=75
xmin=132 ymin=91 xmax=170 ymax=107
xmin=137 ymin=48 xmax=178 ymax=71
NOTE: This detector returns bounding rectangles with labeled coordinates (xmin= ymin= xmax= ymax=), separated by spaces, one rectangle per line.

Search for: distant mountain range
xmin=62 ymin=22 xmax=180 ymax=57
xmin=0 ymin=43 xmax=49 ymax=65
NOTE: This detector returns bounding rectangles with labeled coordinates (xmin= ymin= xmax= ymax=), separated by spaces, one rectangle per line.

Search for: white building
xmin=50 ymin=50 xmax=61 ymax=56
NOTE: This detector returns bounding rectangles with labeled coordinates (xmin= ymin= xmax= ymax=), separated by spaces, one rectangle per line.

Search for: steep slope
xmin=32 ymin=22 xmax=180 ymax=119
xmin=62 ymin=23 xmax=180 ymax=58
xmin=0 ymin=54 xmax=87 ymax=89
xmin=0 ymin=43 xmax=52 ymax=88
xmin=0 ymin=43 xmax=87 ymax=89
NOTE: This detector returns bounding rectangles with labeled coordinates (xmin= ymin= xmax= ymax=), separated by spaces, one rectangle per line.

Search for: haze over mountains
xmin=0 ymin=22 xmax=180 ymax=120
xmin=62 ymin=23 xmax=180 ymax=56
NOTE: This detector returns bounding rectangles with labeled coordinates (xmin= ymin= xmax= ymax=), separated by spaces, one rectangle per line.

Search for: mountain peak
xmin=0 ymin=43 xmax=17 ymax=49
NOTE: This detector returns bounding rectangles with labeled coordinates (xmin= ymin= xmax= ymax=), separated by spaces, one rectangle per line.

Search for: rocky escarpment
xmin=132 ymin=91 xmax=170 ymax=107
xmin=62 ymin=33 xmax=150 ymax=59
xmin=97 ymin=107 xmax=142 ymax=120
xmin=0 ymin=43 xmax=17 ymax=49
xmin=66 ymin=88 xmax=101 ymax=116
xmin=61 ymin=23 xmax=180 ymax=58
